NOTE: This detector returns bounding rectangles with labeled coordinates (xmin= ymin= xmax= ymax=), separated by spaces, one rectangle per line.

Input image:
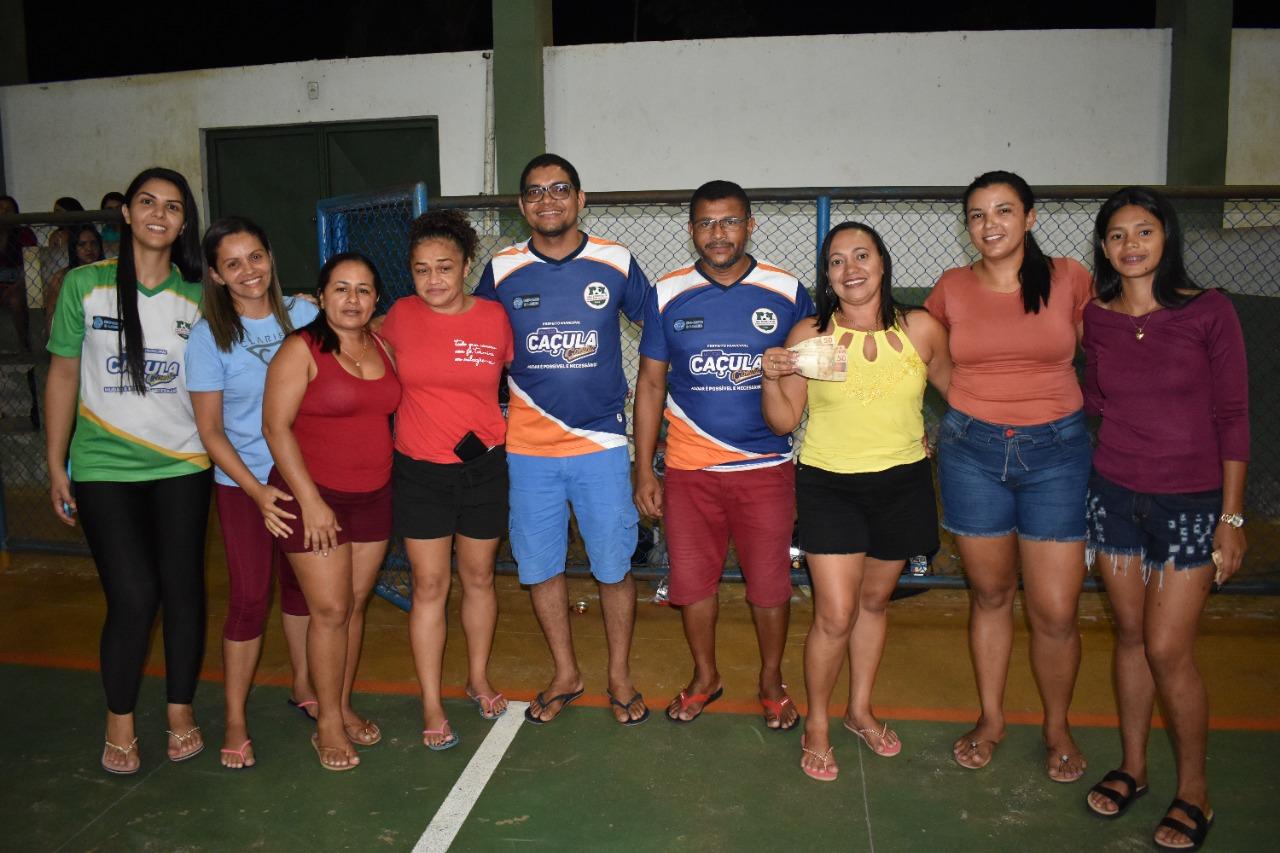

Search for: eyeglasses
xmin=692 ymin=217 xmax=749 ymax=232
xmin=522 ymin=182 xmax=575 ymax=203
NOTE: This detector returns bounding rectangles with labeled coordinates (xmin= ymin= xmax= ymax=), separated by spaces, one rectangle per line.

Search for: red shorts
xmin=267 ymin=468 xmax=392 ymax=554
xmin=663 ymin=462 xmax=795 ymax=607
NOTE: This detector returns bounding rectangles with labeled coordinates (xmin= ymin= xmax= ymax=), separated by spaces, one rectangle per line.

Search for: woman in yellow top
xmin=762 ymin=222 xmax=950 ymax=782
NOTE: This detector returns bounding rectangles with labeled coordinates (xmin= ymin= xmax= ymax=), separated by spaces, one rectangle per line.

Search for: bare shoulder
xmin=784 ymin=315 xmax=824 ymax=347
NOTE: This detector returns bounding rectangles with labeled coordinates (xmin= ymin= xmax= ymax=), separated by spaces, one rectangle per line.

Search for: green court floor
xmin=3 ymin=664 xmax=1276 ymax=852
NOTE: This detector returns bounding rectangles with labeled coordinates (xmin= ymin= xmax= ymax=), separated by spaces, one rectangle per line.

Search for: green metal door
xmin=206 ymin=119 xmax=439 ymax=291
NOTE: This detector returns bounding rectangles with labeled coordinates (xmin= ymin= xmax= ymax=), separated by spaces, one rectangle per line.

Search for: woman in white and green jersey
xmin=45 ymin=167 xmax=211 ymax=775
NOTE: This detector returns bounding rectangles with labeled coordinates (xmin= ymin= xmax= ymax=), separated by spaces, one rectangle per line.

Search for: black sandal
xmin=1154 ymin=797 xmax=1215 ymax=851
xmin=1086 ymin=769 xmax=1148 ymax=818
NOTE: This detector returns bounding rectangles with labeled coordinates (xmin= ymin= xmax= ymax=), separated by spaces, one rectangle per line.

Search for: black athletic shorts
xmin=796 ymin=457 xmax=939 ymax=559
xmin=393 ymin=446 xmax=508 ymax=540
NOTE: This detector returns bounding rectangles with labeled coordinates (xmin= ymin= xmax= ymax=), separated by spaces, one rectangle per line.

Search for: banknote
xmin=789 ymin=335 xmax=847 ymax=381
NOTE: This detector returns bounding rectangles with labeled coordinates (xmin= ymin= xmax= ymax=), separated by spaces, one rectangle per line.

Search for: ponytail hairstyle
xmin=963 ymin=170 xmax=1052 ymax=315
xmin=201 ymin=216 xmax=294 ymax=352
xmin=814 ymin=222 xmax=907 ymax=333
xmin=1093 ymin=186 xmax=1199 ymax=308
xmin=115 ymin=167 xmax=202 ymax=394
xmin=299 ymin=251 xmax=383 ymax=354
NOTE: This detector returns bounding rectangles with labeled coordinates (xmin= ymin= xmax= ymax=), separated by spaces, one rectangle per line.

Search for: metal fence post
xmin=815 ymin=194 xmax=830 ymax=284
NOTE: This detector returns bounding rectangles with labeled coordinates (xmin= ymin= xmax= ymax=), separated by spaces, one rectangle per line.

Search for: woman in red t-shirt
xmin=380 ymin=210 xmax=513 ymax=749
xmin=263 ymin=252 xmax=401 ymax=771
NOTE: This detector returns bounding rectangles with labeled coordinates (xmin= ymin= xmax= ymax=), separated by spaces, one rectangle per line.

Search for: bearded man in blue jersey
xmin=633 ymin=180 xmax=812 ymax=729
xmin=474 ymin=154 xmax=652 ymax=725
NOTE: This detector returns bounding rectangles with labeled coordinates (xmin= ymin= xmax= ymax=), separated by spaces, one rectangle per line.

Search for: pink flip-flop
xmin=466 ymin=689 xmax=508 ymax=721
xmin=287 ymin=698 xmax=319 ymax=720
xmin=219 ymin=739 xmax=254 ymax=770
xmin=800 ymin=735 xmax=838 ymax=782
xmin=843 ymin=718 xmax=902 ymax=757
xmin=423 ymin=720 xmax=459 ymax=752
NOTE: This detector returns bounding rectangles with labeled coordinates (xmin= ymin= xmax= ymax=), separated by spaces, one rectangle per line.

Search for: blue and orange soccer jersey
xmin=474 ymin=233 xmax=650 ymax=457
xmin=640 ymin=257 xmax=815 ymax=472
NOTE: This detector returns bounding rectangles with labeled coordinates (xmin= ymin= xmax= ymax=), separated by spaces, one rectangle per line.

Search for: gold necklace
xmin=1118 ymin=296 xmax=1156 ymax=341
xmin=339 ymin=333 xmax=369 ymax=367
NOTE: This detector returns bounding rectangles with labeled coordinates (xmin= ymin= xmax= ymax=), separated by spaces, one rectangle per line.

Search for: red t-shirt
xmin=380 ymin=295 xmax=513 ymax=463
xmin=925 ymin=258 xmax=1092 ymax=426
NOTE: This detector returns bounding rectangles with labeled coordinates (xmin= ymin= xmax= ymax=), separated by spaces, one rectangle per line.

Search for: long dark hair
xmin=66 ymin=225 xmax=104 ymax=270
xmin=299 ymin=252 xmax=383 ymax=354
xmin=201 ymin=216 xmax=294 ymax=352
xmin=115 ymin=167 xmax=202 ymax=394
xmin=814 ymin=221 xmax=910 ymax=333
xmin=1093 ymin=186 xmax=1199 ymax=308
xmin=963 ymin=170 xmax=1052 ymax=315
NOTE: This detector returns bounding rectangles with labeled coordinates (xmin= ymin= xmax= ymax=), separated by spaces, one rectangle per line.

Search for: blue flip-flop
xmin=608 ymin=689 xmax=650 ymax=727
xmin=523 ymin=688 xmax=585 ymax=725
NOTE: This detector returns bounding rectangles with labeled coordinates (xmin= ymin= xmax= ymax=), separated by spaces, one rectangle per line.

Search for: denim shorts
xmin=507 ymin=446 xmax=638 ymax=585
xmin=937 ymin=408 xmax=1091 ymax=540
xmin=1086 ymin=470 xmax=1220 ymax=574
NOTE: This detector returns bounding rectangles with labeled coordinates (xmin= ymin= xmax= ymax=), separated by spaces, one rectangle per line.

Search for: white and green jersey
xmin=47 ymin=259 xmax=210 ymax=482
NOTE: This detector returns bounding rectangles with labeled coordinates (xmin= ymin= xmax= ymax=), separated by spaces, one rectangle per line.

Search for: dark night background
xmin=23 ymin=1 xmax=1280 ymax=85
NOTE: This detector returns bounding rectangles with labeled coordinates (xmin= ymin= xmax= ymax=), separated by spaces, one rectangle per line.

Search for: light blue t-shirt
xmin=185 ymin=298 xmax=318 ymax=486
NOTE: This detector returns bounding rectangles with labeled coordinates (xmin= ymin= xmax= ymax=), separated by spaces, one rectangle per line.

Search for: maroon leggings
xmin=215 ymin=484 xmax=308 ymax=642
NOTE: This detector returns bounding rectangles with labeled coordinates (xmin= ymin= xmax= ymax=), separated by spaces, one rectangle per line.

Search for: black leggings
xmin=75 ymin=470 xmax=212 ymax=714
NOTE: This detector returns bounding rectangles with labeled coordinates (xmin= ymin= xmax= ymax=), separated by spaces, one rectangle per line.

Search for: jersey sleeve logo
xmin=526 ymin=325 xmax=599 ymax=362
xmin=583 ymin=282 xmax=610 ymax=309
xmin=751 ymin=308 xmax=778 ymax=334
xmin=512 ymin=294 xmax=540 ymax=310
xmin=690 ymin=348 xmax=763 ymax=385
xmin=92 ymin=315 xmax=123 ymax=332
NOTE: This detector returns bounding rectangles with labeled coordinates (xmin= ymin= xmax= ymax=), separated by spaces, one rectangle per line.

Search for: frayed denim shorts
xmin=1085 ymin=469 xmax=1220 ymax=574
xmin=937 ymin=408 xmax=1091 ymax=540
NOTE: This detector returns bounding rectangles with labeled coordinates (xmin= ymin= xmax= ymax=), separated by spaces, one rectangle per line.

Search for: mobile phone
xmin=453 ymin=431 xmax=488 ymax=463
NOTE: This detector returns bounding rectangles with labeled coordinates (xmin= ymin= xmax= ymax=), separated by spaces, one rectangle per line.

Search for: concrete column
xmin=1158 ymin=0 xmax=1233 ymax=185
xmin=492 ymin=0 xmax=552 ymax=195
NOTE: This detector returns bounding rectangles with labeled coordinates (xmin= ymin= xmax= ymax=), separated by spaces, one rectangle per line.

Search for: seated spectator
xmin=100 ymin=192 xmax=125 ymax=258
xmin=48 ymin=197 xmax=86 ymax=252
xmin=0 ymin=195 xmax=39 ymax=352
xmin=45 ymin=225 xmax=105 ymax=339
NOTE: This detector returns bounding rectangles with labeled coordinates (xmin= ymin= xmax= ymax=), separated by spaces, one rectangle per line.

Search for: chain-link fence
xmin=4 ymin=189 xmax=1278 ymax=597
xmin=0 ymin=209 xmax=120 ymax=553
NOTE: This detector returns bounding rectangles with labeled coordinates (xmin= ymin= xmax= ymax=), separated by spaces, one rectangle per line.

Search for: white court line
xmin=414 ymin=700 xmax=528 ymax=853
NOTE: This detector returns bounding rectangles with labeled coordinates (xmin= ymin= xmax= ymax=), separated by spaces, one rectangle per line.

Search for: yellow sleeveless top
xmin=799 ymin=322 xmax=928 ymax=474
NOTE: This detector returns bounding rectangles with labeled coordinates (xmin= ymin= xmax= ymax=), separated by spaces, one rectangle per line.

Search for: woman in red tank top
xmin=263 ymin=252 xmax=401 ymax=771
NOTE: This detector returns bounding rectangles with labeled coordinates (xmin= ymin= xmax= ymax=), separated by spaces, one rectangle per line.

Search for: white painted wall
xmin=0 ymin=51 xmax=489 ymax=213
xmin=2 ymin=28 xmax=1278 ymax=215
xmin=545 ymin=30 xmax=1172 ymax=190
xmin=1227 ymin=29 xmax=1280 ymax=185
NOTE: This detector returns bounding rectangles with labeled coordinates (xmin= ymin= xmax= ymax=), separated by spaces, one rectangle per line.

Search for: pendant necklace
xmin=340 ymin=333 xmax=369 ymax=367
xmin=1119 ymin=296 xmax=1153 ymax=341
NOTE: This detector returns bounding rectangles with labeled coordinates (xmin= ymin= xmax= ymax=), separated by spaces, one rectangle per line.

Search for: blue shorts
xmin=507 ymin=447 xmax=638 ymax=585
xmin=937 ymin=408 xmax=1091 ymax=541
xmin=1086 ymin=470 xmax=1220 ymax=573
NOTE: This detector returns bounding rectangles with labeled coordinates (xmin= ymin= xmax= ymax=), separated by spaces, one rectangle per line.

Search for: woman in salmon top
xmin=925 ymin=170 xmax=1093 ymax=782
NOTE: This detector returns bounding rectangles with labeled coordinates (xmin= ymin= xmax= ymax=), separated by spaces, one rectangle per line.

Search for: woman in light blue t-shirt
xmin=185 ymin=216 xmax=318 ymax=770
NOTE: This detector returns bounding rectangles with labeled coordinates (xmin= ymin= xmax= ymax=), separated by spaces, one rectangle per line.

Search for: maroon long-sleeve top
xmin=1083 ymin=289 xmax=1249 ymax=494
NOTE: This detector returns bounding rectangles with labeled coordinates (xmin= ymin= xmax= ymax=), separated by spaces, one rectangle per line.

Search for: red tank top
xmin=293 ymin=330 xmax=401 ymax=492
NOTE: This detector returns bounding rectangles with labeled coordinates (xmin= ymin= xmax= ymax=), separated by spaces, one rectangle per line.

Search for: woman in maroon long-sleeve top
xmin=1081 ymin=187 xmax=1248 ymax=852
